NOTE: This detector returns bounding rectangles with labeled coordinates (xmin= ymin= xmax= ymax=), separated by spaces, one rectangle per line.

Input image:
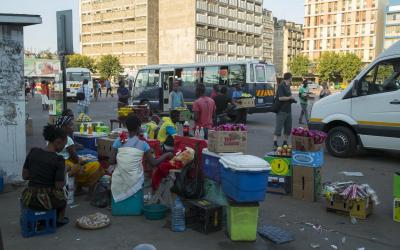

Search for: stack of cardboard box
xmin=264 ymin=154 xmax=292 ymax=195
xmin=291 ymin=135 xmax=324 ymax=202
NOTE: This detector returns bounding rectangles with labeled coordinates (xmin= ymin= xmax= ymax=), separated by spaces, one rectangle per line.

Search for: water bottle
xmin=0 ymin=174 xmax=4 ymax=193
xmin=171 ymin=197 xmax=185 ymax=232
xmin=194 ymin=126 xmax=200 ymax=138
xmin=199 ymin=127 xmax=204 ymax=139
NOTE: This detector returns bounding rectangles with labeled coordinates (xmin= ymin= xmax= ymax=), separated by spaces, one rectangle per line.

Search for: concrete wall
xmin=158 ymin=0 xmax=196 ymax=64
xmin=0 ymin=25 xmax=26 ymax=183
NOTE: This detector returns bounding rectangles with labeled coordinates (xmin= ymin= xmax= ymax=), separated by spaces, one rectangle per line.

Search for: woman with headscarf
xmin=55 ymin=115 xmax=104 ymax=190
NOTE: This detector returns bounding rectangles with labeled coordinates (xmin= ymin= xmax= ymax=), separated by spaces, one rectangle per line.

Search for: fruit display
xmin=275 ymin=145 xmax=292 ymax=157
xmin=118 ymin=107 xmax=133 ymax=118
xmin=291 ymin=127 xmax=327 ymax=144
xmin=241 ymin=93 xmax=253 ymax=98
xmin=77 ymin=113 xmax=92 ymax=122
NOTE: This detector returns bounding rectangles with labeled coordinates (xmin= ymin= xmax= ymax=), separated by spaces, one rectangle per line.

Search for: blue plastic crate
xmin=221 ymin=167 xmax=269 ymax=203
xmin=112 ymin=189 xmax=143 ymax=216
xmin=202 ymin=150 xmax=223 ymax=183
xmin=291 ymin=149 xmax=324 ymax=167
xmin=73 ymin=135 xmax=98 ymax=151
xmin=20 ymin=207 xmax=57 ymax=238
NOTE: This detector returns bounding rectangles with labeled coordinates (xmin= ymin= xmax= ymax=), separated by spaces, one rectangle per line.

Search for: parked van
xmin=309 ymin=41 xmax=400 ymax=157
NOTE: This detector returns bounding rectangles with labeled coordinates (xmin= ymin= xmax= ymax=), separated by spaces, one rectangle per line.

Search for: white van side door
xmin=351 ymin=59 xmax=400 ymax=150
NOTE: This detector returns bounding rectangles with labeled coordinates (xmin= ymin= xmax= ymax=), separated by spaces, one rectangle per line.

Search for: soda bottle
xmin=183 ymin=121 xmax=190 ymax=137
xmin=171 ymin=197 xmax=185 ymax=232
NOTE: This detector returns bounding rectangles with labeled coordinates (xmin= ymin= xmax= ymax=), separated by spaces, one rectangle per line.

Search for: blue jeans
xmin=77 ymin=104 xmax=89 ymax=115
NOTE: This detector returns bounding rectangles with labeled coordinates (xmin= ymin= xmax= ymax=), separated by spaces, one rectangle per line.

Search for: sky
xmin=0 ymin=0 xmax=304 ymax=52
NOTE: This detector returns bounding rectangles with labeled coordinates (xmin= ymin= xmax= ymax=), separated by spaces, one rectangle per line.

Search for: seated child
xmin=21 ymin=125 xmax=69 ymax=227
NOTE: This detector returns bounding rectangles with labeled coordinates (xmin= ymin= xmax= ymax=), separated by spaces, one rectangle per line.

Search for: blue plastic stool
xmin=20 ymin=206 xmax=57 ymax=237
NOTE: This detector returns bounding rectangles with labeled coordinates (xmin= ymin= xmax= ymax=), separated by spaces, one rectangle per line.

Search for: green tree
xmin=317 ymin=52 xmax=341 ymax=83
xmin=288 ymin=55 xmax=310 ymax=76
xmin=339 ymin=53 xmax=363 ymax=83
xmin=96 ymin=55 xmax=123 ymax=80
xmin=66 ymin=54 xmax=96 ymax=72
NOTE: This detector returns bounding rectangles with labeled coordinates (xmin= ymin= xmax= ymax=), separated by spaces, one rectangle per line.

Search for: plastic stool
xmin=20 ymin=207 xmax=57 ymax=237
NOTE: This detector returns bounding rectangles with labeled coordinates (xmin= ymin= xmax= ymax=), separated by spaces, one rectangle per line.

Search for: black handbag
xmin=270 ymin=93 xmax=281 ymax=113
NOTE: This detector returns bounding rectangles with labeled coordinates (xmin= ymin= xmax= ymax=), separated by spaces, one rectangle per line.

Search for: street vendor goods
xmin=264 ymin=154 xmax=292 ymax=176
xmin=208 ymin=130 xmax=247 ymax=153
xmin=323 ymin=182 xmax=379 ymax=219
xmin=76 ymin=113 xmax=92 ymax=122
xmin=220 ymin=155 xmax=270 ymax=202
xmin=76 ymin=212 xmax=111 ymax=230
xmin=291 ymin=127 xmax=327 ymax=152
xmin=169 ymin=147 xmax=195 ymax=168
xmin=291 ymin=149 xmax=324 ymax=168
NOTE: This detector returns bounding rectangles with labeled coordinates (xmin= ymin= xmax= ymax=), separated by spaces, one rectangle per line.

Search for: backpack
xmin=76 ymin=86 xmax=86 ymax=101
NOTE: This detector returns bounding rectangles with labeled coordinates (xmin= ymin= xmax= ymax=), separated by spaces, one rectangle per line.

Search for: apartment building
xmin=262 ymin=9 xmax=274 ymax=62
xmin=384 ymin=0 xmax=400 ymax=49
xmin=273 ymin=18 xmax=304 ymax=76
xmin=303 ymin=0 xmax=389 ymax=63
xmin=159 ymin=0 xmax=264 ymax=64
xmin=80 ymin=0 xmax=159 ymax=70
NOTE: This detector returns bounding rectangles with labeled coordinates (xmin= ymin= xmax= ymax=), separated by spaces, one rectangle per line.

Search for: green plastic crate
xmin=227 ymin=202 xmax=259 ymax=241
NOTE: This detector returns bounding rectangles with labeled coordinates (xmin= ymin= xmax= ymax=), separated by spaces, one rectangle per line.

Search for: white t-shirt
xmin=58 ymin=136 xmax=74 ymax=160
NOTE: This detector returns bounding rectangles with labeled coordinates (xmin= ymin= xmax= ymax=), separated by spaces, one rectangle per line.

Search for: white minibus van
xmin=309 ymin=41 xmax=400 ymax=157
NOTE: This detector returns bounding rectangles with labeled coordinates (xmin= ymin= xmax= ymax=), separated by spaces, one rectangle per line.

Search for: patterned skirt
xmin=22 ymin=187 xmax=66 ymax=211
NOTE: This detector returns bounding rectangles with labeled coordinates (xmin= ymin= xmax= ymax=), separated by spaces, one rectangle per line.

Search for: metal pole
xmin=62 ymin=55 xmax=67 ymax=111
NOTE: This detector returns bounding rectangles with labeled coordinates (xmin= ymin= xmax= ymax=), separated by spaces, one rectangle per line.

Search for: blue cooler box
xmin=220 ymin=155 xmax=270 ymax=203
xmin=292 ymin=149 xmax=324 ymax=167
xmin=73 ymin=135 xmax=98 ymax=151
xmin=202 ymin=149 xmax=242 ymax=183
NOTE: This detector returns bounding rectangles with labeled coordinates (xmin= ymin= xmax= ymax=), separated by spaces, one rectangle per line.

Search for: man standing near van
xmin=193 ymin=84 xmax=216 ymax=140
xmin=169 ymin=80 xmax=185 ymax=110
xmin=273 ymin=72 xmax=296 ymax=149
xmin=77 ymin=79 xmax=91 ymax=115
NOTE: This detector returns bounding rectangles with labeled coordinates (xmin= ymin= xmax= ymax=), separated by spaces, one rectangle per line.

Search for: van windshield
xmin=67 ymin=72 xmax=90 ymax=82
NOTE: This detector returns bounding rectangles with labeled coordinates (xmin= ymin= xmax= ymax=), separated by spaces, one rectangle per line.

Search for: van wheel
xmin=326 ymin=126 xmax=356 ymax=158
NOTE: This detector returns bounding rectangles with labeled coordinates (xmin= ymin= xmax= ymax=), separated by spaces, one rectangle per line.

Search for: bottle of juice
xmin=80 ymin=123 xmax=84 ymax=134
xmin=183 ymin=121 xmax=190 ymax=137
xmin=88 ymin=123 xmax=93 ymax=135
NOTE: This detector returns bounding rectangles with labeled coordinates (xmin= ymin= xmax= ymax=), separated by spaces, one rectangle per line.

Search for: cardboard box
xmin=97 ymin=137 xmax=115 ymax=159
xmin=235 ymin=98 xmax=255 ymax=109
xmin=264 ymin=154 xmax=292 ymax=176
xmin=49 ymin=115 xmax=59 ymax=125
xmin=292 ymin=149 xmax=324 ymax=168
xmin=291 ymin=135 xmax=322 ymax=152
xmin=48 ymin=100 xmax=63 ymax=116
xmin=207 ymin=130 xmax=247 ymax=153
xmin=292 ymin=166 xmax=321 ymax=202
xmin=49 ymin=90 xmax=63 ymax=100
xmin=394 ymin=198 xmax=400 ymax=222
xmin=267 ymin=175 xmax=292 ymax=195
xmin=325 ymin=195 xmax=373 ymax=220
xmin=26 ymin=118 xmax=33 ymax=136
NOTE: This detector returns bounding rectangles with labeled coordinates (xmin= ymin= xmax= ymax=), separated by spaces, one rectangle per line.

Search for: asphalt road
xmin=1 ymin=94 xmax=399 ymax=250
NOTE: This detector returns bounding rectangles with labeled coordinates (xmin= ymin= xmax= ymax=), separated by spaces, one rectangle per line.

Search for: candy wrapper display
xmin=213 ymin=124 xmax=247 ymax=131
xmin=291 ymin=127 xmax=327 ymax=144
xmin=170 ymin=147 xmax=195 ymax=168
xmin=323 ymin=181 xmax=380 ymax=205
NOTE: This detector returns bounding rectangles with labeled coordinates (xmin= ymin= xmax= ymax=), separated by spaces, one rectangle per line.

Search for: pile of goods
xmin=323 ymin=182 xmax=379 ymax=219
xmin=274 ymin=145 xmax=292 ymax=157
xmin=291 ymin=127 xmax=327 ymax=145
xmin=118 ymin=107 xmax=133 ymax=119
xmin=76 ymin=113 xmax=92 ymax=122
xmin=235 ymin=93 xmax=255 ymax=109
xmin=76 ymin=212 xmax=111 ymax=230
xmin=213 ymin=124 xmax=247 ymax=131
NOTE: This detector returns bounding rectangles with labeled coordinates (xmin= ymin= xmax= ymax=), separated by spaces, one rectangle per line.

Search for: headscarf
xmin=55 ymin=115 xmax=73 ymax=128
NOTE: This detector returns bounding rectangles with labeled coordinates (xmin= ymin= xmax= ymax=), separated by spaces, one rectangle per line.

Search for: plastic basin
xmin=143 ymin=204 xmax=168 ymax=220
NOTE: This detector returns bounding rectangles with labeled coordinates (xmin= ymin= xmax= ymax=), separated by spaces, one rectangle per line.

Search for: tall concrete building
xmin=159 ymin=0 xmax=264 ymax=64
xmin=384 ymin=0 xmax=400 ymax=49
xmin=81 ymin=0 xmax=264 ymax=67
xmin=262 ymin=9 xmax=274 ymax=63
xmin=303 ymin=0 xmax=389 ymax=63
xmin=273 ymin=18 xmax=304 ymax=76
xmin=80 ymin=0 xmax=159 ymax=70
